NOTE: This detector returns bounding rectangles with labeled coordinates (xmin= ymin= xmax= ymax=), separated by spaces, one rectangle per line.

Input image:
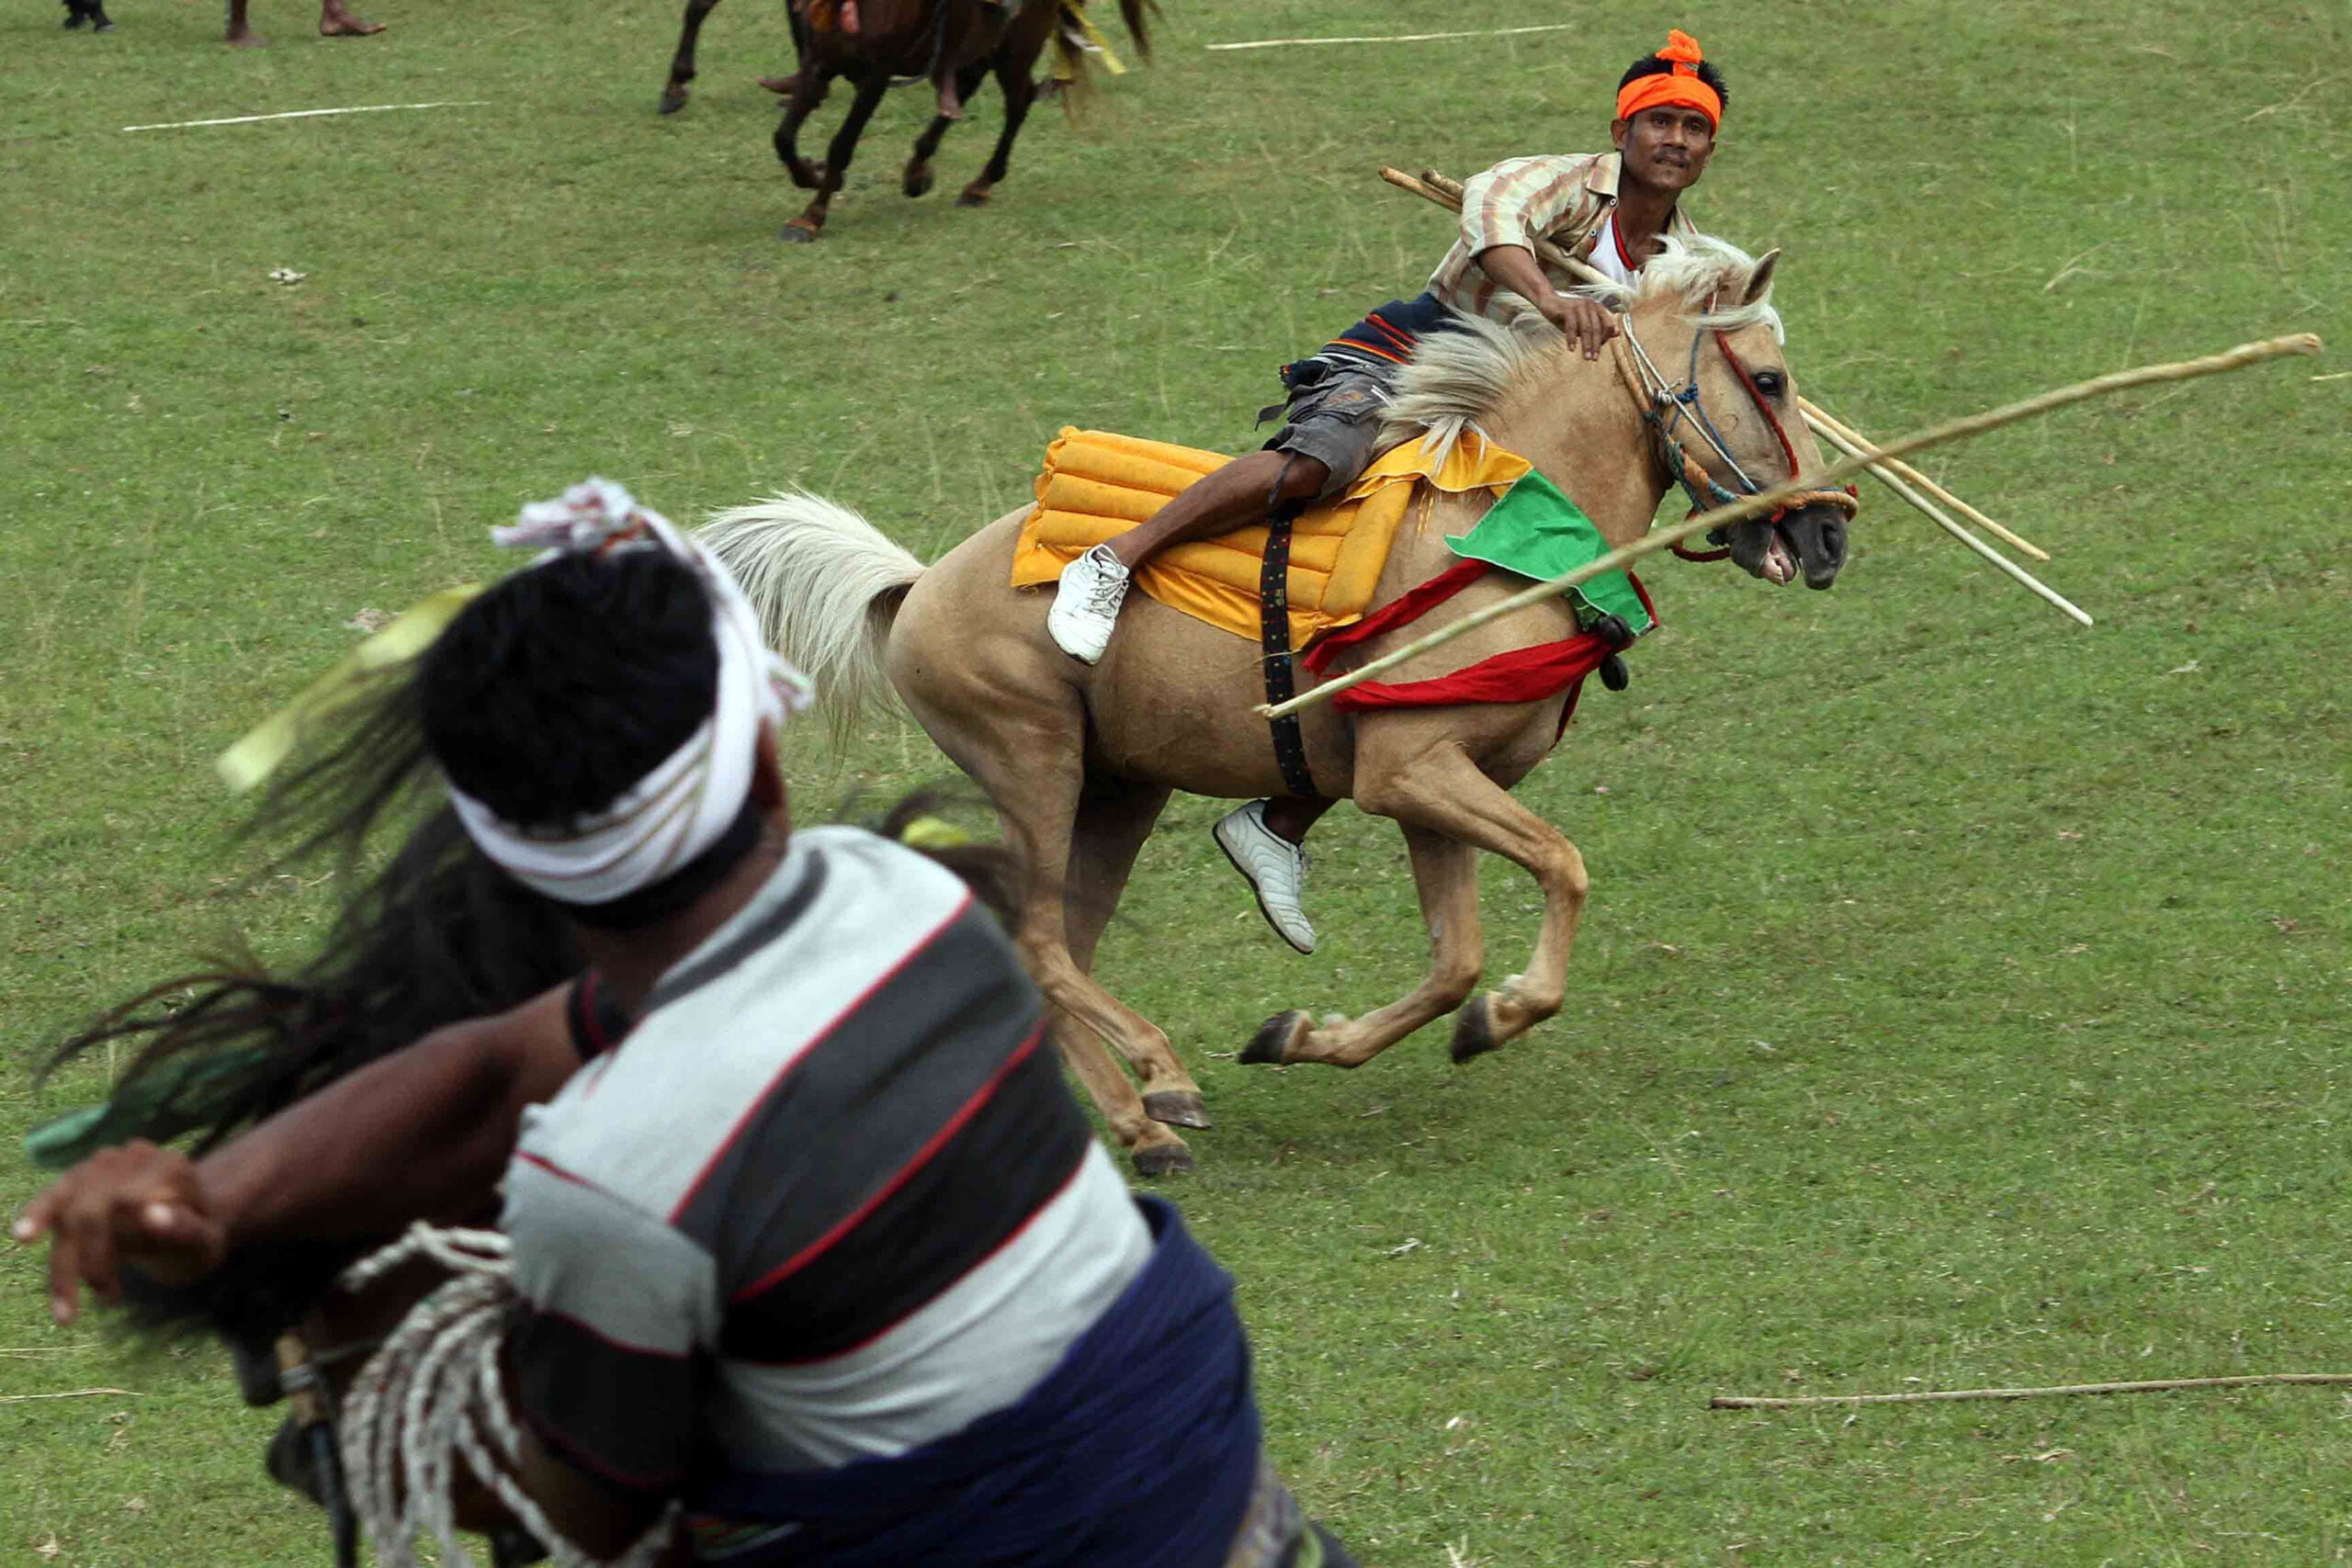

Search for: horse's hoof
xmin=1242 ymin=1010 xmax=1311 ymax=1066
xmin=903 ymin=167 xmax=933 ymax=198
xmin=658 ymin=89 xmax=688 ymax=115
xmin=1142 ymin=1089 xmax=1211 ymax=1130
xmin=779 ymin=221 xmax=821 ymax=244
xmin=1450 ymin=995 xmax=1501 ymax=1064
xmin=956 ymin=185 xmax=992 ymax=208
xmin=1132 ymin=1140 xmax=1196 ymax=1179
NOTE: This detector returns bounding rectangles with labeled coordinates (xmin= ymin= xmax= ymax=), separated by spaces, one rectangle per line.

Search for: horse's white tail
xmin=698 ymin=491 xmax=926 ymax=739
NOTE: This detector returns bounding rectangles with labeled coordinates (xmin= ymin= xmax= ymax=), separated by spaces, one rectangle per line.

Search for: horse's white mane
xmin=1379 ymin=234 xmax=1786 ymax=466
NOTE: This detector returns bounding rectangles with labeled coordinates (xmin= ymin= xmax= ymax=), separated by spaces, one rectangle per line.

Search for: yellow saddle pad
xmin=1011 ymin=427 xmax=1532 ymax=646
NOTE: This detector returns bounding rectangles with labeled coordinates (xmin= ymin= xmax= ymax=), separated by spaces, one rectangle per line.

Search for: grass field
xmin=3 ymin=0 xmax=2348 ymax=1561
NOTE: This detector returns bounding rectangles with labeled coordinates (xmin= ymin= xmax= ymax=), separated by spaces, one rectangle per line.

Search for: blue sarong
xmin=687 ymin=1196 xmax=1263 ymax=1566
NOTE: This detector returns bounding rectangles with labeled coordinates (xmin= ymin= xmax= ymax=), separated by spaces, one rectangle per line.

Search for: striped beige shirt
xmin=1426 ymin=151 xmax=1701 ymax=321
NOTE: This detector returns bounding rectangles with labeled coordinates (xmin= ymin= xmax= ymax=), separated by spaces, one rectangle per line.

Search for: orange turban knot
xmin=1614 ymin=28 xmax=1721 ymax=130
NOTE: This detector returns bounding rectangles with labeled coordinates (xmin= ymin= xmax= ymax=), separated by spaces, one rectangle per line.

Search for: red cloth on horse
xmin=1299 ymin=562 xmax=1655 ymax=717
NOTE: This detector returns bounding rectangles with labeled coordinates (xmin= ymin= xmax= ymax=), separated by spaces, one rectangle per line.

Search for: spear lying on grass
xmin=1713 ymin=1372 xmax=2352 ymax=1409
xmin=1381 ymin=165 xmax=2076 ymax=615
xmin=1256 ymin=331 xmax=2321 ymax=721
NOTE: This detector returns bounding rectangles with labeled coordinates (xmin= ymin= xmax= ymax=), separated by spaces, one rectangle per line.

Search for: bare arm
xmin=1475 ymin=243 xmax=1619 ymax=359
xmin=15 ymin=985 xmax=581 ymax=1323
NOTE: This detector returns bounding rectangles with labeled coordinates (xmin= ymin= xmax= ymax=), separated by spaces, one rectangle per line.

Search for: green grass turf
xmin=3 ymin=0 xmax=2348 ymax=1560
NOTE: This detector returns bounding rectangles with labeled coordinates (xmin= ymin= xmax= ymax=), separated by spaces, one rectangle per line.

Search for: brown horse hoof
xmin=658 ymin=90 xmax=688 ymax=115
xmin=903 ymin=165 xmax=933 ymax=198
xmin=779 ymin=220 xmax=822 ymax=244
xmin=1132 ymin=1140 xmax=1196 ymax=1179
xmin=1242 ymin=1010 xmax=1310 ymax=1066
xmin=1450 ymin=995 xmax=1501 ymax=1064
xmin=956 ymin=184 xmax=992 ymax=208
xmin=1142 ymin=1089 xmax=1210 ymax=1129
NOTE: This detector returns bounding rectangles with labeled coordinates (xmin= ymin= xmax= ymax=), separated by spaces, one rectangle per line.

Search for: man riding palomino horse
xmin=17 ymin=481 xmax=1356 ymax=1568
xmin=1049 ymin=30 xmax=1732 ymax=957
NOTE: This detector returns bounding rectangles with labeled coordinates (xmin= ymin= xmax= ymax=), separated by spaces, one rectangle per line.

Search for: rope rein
xmin=335 ymin=1224 xmax=676 ymax=1568
xmin=1608 ymin=304 xmax=1858 ymax=562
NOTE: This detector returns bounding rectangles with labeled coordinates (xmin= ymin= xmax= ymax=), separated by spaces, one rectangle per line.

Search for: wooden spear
xmin=1800 ymin=400 xmax=2051 ymax=561
xmin=1255 ymin=332 xmax=2320 ymax=720
xmin=1802 ymin=412 xmax=2091 ymax=626
xmin=1382 ymin=167 xmax=2061 ymax=575
xmin=1713 ymin=1372 xmax=2352 ymax=1409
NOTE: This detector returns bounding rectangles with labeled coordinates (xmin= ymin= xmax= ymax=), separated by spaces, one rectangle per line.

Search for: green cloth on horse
xmin=1445 ymin=469 xmax=1655 ymax=637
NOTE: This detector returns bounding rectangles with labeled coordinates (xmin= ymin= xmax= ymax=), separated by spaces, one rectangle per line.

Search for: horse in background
xmin=660 ymin=0 xmax=738 ymax=113
xmin=771 ymin=0 xmax=1153 ymax=240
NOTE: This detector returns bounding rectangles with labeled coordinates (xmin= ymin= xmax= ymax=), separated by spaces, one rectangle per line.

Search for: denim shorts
xmin=1260 ymin=355 xmax=1403 ymax=501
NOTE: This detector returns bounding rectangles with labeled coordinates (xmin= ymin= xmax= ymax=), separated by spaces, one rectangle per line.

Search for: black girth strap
xmin=1260 ymin=471 xmax=1318 ymax=798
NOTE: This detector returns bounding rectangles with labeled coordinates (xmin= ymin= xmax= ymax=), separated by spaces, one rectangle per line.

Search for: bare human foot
xmin=759 ymin=73 xmax=803 ymax=96
xmin=318 ymin=0 xmax=384 ymax=36
xmin=227 ymin=24 xmax=268 ymax=45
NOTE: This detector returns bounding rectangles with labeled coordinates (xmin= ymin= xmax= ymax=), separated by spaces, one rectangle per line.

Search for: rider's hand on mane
xmin=1476 ymin=242 xmax=1620 ymax=360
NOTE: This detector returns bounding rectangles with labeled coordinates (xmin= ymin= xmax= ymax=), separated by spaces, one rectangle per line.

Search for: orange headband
xmin=1614 ymin=28 xmax=1721 ymax=130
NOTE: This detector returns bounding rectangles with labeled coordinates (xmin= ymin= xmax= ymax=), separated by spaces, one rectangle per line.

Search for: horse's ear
xmin=1742 ymin=249 xmax=1782 ymax=306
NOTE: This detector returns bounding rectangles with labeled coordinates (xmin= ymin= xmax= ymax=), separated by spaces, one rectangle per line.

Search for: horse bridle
xmin=1612 ymin=303 xmax=1858 ymax=559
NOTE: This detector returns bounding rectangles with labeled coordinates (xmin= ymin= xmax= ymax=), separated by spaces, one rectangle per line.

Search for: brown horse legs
xmin=779 ymin=73 xmax=888 ymax=242
xmin=954 ymin=51 xmax=1037 ymax=207
xmin=660 ymin=0 xmax=726 ymax=114
xmin=904 ymin=62 xmax=992 ymax=199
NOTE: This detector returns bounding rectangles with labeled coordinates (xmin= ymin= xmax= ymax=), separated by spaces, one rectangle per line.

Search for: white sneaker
xmin=1046 ymin=544 xmax=1132 ymax=664
xmin=1214 ymin=801 xmax=1316 ymax=954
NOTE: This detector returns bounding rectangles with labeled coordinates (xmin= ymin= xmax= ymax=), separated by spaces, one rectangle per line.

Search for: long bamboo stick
xmin=1383 ymin=166 xmax=2059 ymax=574
xmin=1803 ymin=415 xmax=2091 ymax=626
xmin=1800 ymin=401 xmax=2050 ymax=561
xmin=1713 ymin=1372 xmax=2352 ymax=1409
xmin=1255 ymin=333 xmax=2319 ymax=719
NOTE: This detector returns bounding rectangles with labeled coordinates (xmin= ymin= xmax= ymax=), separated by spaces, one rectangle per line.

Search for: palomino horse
xmin=704 ymin=238 xmax=1856 ymax=1174
xmin=772 ymin=0 xmax=1152 ymax=241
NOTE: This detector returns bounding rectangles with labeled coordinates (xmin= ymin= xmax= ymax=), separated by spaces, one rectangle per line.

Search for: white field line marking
xmin=1206 ymin=22 xmax=1575 ymax=51
xmin=123 ymin=100 xmax=488 ymax=133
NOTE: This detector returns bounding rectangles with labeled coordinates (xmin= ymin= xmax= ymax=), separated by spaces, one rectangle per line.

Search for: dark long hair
xmin=37 ymin=549 xmax=1022 ymax=1346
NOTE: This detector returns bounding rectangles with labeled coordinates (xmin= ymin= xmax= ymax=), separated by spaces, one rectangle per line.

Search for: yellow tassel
xmin=216 ymin=585 xmax=481 ymax=795
xmin=898 ymin=816 xmax=974 ymax=850
xmin=1066 ymin=1 xmax=1125 ymax=75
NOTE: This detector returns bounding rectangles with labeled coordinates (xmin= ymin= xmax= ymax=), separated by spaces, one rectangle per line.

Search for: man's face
xmin=1611 ymin=105 xmax=1717 ymax=193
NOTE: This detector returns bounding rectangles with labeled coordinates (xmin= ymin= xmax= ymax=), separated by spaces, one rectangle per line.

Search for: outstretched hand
xmin=1543 ymin=294 xmax=1622 ymax=360
xmin=12 ymin=1141 xmax=227 ymax=1325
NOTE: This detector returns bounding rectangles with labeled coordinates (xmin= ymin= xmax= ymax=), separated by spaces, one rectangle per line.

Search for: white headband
xmin=446 ymin=478 xmax=814 ymax=907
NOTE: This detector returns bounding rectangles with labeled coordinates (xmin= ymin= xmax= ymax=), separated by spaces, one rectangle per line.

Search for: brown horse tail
xmin=697 ymin=491 xmax=926 ymax=744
